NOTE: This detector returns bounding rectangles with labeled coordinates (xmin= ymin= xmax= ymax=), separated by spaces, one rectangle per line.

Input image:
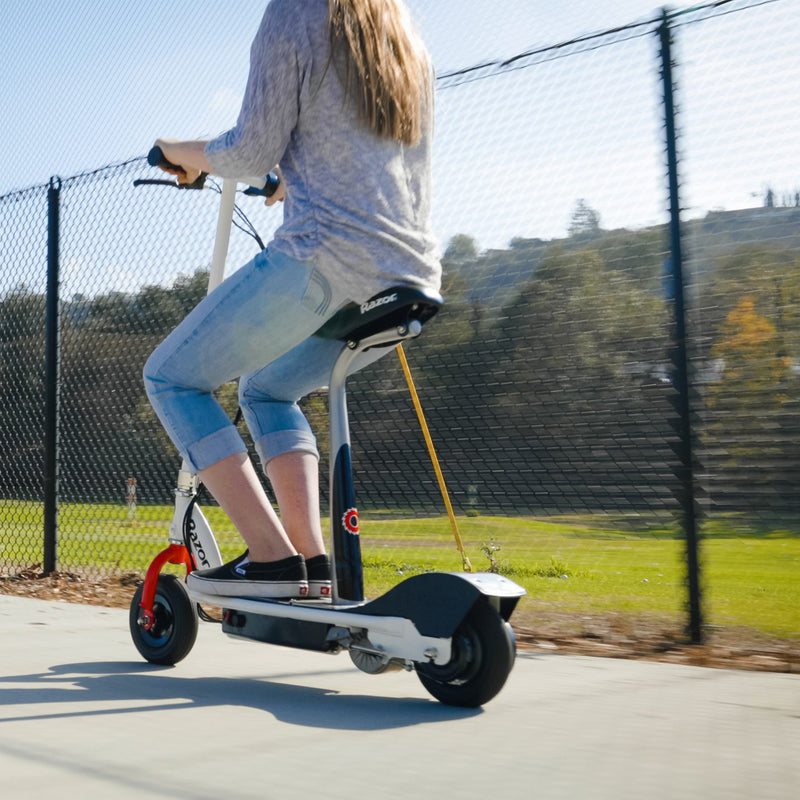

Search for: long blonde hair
xmin=327 ymin=0 xmax=430 ymax=146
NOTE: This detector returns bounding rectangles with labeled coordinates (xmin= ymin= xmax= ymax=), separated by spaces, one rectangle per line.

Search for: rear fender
xmin=350 ymin=571 xmax=525 ymax=639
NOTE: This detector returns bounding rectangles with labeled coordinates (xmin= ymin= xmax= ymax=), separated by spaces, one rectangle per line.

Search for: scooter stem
xmin=208 ymin=178 xmax=237 ymax=292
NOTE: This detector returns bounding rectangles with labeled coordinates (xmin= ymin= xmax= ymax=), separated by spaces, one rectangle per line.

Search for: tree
xmin=0 ymin=285 xmax=45 ymax=341
xmin=593 ymin=225 xmax=665 ymax=291
xmin=427 ymin=234 xmax=483 ymax=346
xmin=712 ymin=297 xmax=786 ymax=384
xmin=442 ymin=234 xmax=478 ymax=265
xmin=699 ymin=245 xmax=800 ymax=362
xmin=704 ymin=296 xmax=793 ymax=510
xmin=568 ymin=199 xmax=601 ymax=239
xmin=0 ymin=287 xmax=46 ymax=498
xmin=413 ymin=243 xmax=674 ymax=514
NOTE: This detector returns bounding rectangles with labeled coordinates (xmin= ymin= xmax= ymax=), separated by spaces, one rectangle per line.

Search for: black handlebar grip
xmin=244 ymin=173 xmax=281 ymax=198
xmin=147 ymin=145 xmax=207 ymax=190
xmin=147 ymin=146 xmax=182 ymax=172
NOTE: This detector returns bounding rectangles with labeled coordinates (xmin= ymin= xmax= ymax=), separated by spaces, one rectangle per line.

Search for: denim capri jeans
xmin=143 ymin=248 xmax=382 ymax=473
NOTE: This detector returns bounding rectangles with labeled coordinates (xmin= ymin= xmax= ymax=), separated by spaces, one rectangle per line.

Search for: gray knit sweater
xmin=205 ymin=0 xmax=441 ymax=303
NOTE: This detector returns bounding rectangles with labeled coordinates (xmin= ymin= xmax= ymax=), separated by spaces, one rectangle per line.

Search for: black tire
xmin=129 ymin=574 xmax=198 ymax=665
xmin=416 ymin=599 xmax=516 ymax=707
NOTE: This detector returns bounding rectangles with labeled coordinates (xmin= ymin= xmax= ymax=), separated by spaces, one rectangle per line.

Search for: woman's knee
xmin=238 ymin=377 xmax=283 ymax=412
xmin=142 ymin=351 xmax=161 ymax=402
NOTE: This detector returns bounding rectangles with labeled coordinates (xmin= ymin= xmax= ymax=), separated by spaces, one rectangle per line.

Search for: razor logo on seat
xmin=360 ymin=293 xmax=397 ymax=314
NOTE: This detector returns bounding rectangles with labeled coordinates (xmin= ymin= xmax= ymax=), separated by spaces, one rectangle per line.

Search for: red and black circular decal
xmin=342 ymin=507 xmax=360 ymax=534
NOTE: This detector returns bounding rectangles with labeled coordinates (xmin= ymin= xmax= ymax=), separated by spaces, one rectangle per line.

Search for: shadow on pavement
xmin=0 ymin=660 xmax=482 ymax=730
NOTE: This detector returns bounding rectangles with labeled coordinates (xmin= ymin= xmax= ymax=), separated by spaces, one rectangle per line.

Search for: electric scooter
xmin=129 ymin=150 xmax=526 ymax=707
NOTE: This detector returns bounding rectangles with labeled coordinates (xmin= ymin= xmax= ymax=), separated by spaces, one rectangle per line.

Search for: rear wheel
xmin=129 ymin=574 xmax=198 ymax=665
xmin=416 ymin=600 xmax=515 ymax=707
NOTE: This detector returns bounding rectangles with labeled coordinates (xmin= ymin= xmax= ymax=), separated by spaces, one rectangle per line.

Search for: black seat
xmin=314 ymin=286 xmax=443 ymax=345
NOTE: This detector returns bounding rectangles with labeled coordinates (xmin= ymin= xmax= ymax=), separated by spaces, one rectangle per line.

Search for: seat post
xmin=318 ymin=285 xmax=442 ymax=603
xmin=327 ymin=321 xmax=426 ymax=603
xmin=328 ymin=344 xmax=364 ymax=603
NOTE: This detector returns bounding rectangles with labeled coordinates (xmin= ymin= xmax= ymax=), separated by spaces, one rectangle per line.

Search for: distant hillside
xmin=685 ymin=206 xmax=800 ymax=276
xmin=444 ymin=205 xmax=800 ymax=304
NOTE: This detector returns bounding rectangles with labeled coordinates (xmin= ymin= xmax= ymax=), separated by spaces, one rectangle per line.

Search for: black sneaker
xmin=187 ymin=552 xmax=309 ymax=598
xmin=305 ymin=554 xmax=332 ymax=599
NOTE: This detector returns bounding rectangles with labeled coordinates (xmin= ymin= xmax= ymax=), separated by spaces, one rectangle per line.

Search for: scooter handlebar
xmin=147 ymin=146 xmax=279 ymax=197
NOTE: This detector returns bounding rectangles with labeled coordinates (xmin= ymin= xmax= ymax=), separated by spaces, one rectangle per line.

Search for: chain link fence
xmin=1 ymin=0 xmax=798 ymax=644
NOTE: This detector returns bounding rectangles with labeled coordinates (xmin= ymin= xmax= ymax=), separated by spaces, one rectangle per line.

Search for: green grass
xmin=0 ymin=500 xmax=244 ymax=572
xmin=1 ymin=500 xmax=798 ymax=638
xmin=358 ymin=515 xmax=800 ymax=637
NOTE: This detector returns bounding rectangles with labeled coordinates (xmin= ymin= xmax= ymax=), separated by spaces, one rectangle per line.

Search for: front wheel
xmin=416 ymin=600 xmax=516 ymax=707
xmin=129 ymin=574 xmax=198 ymax=665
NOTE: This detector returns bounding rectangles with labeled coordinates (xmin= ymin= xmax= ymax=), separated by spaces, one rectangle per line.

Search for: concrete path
xmin=0 ymin=595 xmax=797 ymax=799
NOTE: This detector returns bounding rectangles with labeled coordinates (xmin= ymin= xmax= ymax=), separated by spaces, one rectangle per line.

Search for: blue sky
xmin=1 ymin=0 xmax=797 ymax=248
xmin=2 ymin=0 xmax=675 ymax=191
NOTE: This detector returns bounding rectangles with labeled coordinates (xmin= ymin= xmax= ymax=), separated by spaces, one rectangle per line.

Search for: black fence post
xmin=658 ymin=10 xmax=703 ymax=644
xmin=44 ymin=176 xmax=62 ymax=574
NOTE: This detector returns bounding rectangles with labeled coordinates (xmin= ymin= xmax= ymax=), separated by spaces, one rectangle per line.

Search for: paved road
xmin=0 ymin=595 xmax=797 ymax=799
